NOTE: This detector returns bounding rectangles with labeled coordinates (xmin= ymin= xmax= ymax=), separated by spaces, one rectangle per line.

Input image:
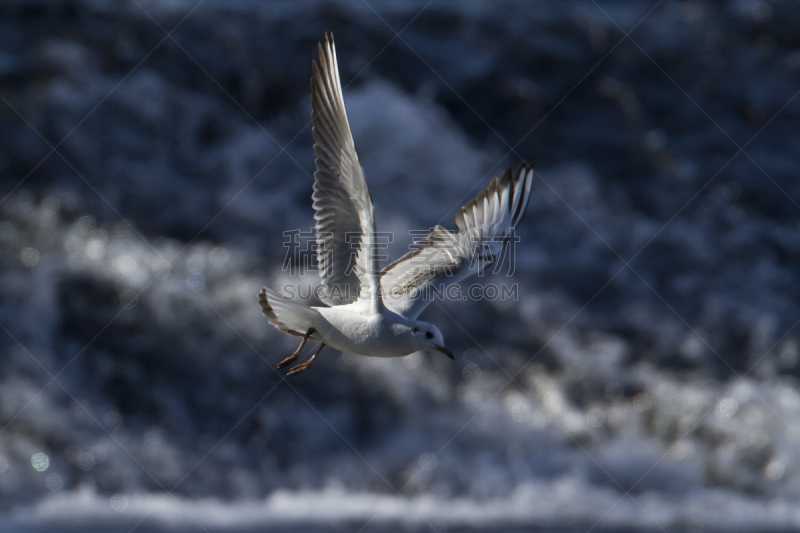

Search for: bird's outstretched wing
xmin=311 ymin=34 xmax=380 ymax=312
xmin=380 ymin=163 xmax=533 ymax=319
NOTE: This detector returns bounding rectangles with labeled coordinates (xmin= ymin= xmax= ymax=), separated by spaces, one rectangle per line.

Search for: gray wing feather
xmin=311 ymin=35 xmax=380 ymax=310
xmin=381 ymin=163 xmax=533 ymax=319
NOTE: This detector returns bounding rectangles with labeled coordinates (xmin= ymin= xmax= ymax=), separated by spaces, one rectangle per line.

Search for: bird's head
xmin=393 ymin=321 xmax=454 ymax=360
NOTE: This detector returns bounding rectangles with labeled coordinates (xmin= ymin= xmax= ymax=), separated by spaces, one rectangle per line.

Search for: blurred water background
xmin=2 ymin=0 xmax=800 ymax=531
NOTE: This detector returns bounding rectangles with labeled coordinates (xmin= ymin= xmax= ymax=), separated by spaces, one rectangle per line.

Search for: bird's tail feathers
xmin=258 ymin=287 xmax=318 ymax=337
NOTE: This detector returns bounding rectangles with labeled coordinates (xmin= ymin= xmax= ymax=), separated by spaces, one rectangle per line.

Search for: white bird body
xmin=258 ymin=34 xmax=533 ymax=375
xmin=311 ymin=304 xmax=417 ymax=358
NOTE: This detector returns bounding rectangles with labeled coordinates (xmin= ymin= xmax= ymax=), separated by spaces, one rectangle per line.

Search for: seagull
xmin=259 ymin=35 xmax=533 ymax=376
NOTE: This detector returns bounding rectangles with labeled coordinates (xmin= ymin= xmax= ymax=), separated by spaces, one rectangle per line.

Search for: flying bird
xmin=259 ymin=35 xmax=533 ymax=376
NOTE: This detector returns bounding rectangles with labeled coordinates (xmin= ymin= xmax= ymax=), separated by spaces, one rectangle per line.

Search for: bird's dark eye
xmin=413 ymin=327 xmax=419 ymax=334
xmin=426 ymin=331 xmax=434 ymax=339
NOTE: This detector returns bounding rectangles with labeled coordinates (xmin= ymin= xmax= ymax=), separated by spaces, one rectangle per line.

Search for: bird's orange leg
xmin=277 ymin=328 xmax=316 ymax=369
xmin=286 ymin=343 xmax=326 ymax=376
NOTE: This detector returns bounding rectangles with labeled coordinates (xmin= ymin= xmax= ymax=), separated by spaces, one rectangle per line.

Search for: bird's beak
xmin=435 ymin=345 xmax=455 ymax=360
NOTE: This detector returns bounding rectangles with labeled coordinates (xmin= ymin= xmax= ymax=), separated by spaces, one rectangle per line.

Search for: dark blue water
xmin=1 ymin=0 xmax=800 ymax=531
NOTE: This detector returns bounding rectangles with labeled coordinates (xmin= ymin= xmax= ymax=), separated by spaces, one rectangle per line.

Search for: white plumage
xmin=259 ymin=35 xmax=533 ymax=375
